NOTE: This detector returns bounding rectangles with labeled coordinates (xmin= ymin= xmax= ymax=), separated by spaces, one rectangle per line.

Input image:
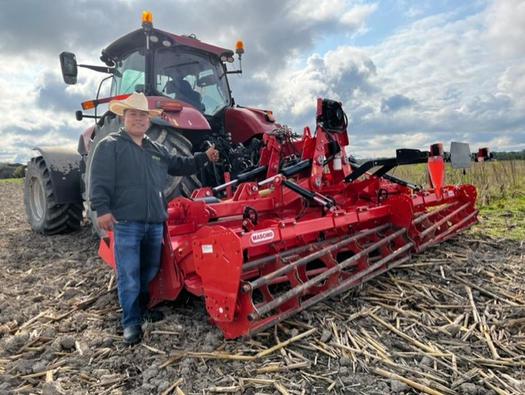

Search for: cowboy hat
xmin=108 ymin=92 xmax=163 ymax=117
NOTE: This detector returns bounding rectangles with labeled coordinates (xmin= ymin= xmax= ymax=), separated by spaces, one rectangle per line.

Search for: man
xmin=89 ymin=92 xmax=219 ymax=345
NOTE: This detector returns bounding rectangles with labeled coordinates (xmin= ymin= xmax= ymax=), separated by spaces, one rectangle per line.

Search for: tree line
xmin=0 ymin=163 xmax=25 ymax=179
xmin=491 ymin=150 xmax=525 ymax=161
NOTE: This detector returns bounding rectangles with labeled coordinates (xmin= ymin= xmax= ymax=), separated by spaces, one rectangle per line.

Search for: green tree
xmin=13 ymin=165 xmax=26 ymax=178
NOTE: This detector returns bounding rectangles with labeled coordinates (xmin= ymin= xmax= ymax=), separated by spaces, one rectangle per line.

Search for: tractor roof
xmin=101 ymin=28 xmax=234 ymax=65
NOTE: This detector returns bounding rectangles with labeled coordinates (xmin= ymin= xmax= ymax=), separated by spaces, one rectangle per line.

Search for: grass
xmin=388 ymin=160 xmax=525 ymax=241
xmin=0 ymin=178 xmax=23 ymax=183
xmin=477 ymin=195 xmax=525 ymax=241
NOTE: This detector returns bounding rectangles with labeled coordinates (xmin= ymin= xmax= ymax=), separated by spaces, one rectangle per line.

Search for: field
xmin=388 ymin=160 xmax=525 ymax=240
xmin=0 ymin=161 xmax=524 ymax=395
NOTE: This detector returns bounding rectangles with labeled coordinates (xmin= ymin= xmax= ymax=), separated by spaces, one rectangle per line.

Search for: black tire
xmin=147 ymin=125 xmax=202 ymax=201
xmin=24 ymin=156 xmax=83 ymax=234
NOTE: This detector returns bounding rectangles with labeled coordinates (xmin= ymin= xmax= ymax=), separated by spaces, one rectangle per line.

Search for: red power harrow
xmin=99 ymin=98 xmax=478 ymax=339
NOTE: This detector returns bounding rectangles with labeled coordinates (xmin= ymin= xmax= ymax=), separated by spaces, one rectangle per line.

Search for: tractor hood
xmin=101 ymin=28 xmax=234 ymax=65
xmin=150 ymin=96 xmax=211 ymax=131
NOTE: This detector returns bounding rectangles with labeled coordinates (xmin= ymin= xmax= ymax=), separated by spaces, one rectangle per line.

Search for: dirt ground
xmin=0 ymin=180 xmax=524 ymax=395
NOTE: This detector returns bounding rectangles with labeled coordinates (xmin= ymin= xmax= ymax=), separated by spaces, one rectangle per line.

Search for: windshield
xmin=110 ymin=47 xmax=231 ymax=116
xmin=111 ymin=51 xmax=145 ymax=95
xmin=154 ymin=48 xmax=231 ymax=116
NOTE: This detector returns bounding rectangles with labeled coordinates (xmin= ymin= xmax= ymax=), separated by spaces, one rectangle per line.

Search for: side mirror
xmin=59 ymin=52 xmax=78 ymax=85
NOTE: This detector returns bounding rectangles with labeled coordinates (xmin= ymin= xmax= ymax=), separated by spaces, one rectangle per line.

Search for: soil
xmin=0 ymin=180 xmax=524 ymax=395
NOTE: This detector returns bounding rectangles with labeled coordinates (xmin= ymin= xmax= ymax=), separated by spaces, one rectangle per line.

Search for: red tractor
xmin=24 ymin=12 xmax=479 ymax=339
xmin=24 ymin=11 xmax=276 ymax=236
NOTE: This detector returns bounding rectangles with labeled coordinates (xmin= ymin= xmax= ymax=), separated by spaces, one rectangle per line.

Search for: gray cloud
xmin=36 ymin=70 xmax=81 ymax=113
xmin=380 ymin=94 xmax=416 ymax=113
xmin=0 ymin=0 xmax=132 ymax=58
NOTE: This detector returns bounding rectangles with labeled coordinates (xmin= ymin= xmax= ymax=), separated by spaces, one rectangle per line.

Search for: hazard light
xmin=142 ymin=11 xmax=153 ymax=32
xmin=235 ymin=40 xmax=245 ymax=57
xmin=142 ymin=11 xmax=153 ymax=24
xmin=81 ymin=100 xmax=96 ymax=110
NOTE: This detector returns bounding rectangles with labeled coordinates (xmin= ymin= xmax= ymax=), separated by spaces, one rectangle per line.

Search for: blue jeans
xmin=113 ymin=221 xmax=163 ymax=328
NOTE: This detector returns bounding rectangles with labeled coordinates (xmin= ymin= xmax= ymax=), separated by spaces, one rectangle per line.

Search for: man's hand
xmin=205 ymin=144 xmax=220 ymax=162
xmin=97 ymin=213 xmax=118 ymax=231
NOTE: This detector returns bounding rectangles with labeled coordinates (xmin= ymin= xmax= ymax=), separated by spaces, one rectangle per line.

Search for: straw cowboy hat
xmin=108 ymin=92 xmax=163 ymax=117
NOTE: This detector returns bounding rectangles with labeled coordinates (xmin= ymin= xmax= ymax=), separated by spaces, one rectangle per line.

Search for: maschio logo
xmin=250 ymin=230 xmax=275 ymax=245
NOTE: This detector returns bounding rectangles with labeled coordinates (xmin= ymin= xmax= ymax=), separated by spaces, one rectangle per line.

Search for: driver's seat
xmin=167 ymin=79 xmax=204 ymax=112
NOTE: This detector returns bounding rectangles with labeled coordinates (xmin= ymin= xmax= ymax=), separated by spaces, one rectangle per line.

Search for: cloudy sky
xmin=1 ymin=0 xmax=524 ymax=163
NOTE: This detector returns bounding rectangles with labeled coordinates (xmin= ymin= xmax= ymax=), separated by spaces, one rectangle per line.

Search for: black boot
xmin=123 ymin=325 xmax=143 ymax=345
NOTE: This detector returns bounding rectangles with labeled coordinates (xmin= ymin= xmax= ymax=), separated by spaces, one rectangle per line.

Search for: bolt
xmin=314 ymin=177 xmax=321 ymax=187
xmin=206 ymin=190 xmax=211 ymax=196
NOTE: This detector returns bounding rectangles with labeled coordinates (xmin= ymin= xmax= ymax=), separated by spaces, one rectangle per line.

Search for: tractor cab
xmin=102 ymin=25 xmax=236 ymax=118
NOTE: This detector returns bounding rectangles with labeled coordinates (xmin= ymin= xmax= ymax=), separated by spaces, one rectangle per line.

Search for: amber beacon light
xmin=142 ymin=11 xmax=153 ymax=23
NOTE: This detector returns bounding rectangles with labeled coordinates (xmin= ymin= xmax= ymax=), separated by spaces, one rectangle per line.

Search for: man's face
xmin=122 ymin=109 xmax=150 ymax=137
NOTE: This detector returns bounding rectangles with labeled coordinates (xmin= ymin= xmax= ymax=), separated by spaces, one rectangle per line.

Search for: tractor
xmin=24 ymin=11 xmax=480 ymax=339
xmin=24 ymin=11 xmax=274 ymax=236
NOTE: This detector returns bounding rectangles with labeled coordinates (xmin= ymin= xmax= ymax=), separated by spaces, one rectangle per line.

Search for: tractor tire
xmin=24 ymin=156 xmax=83 ymax=235
xmin=146 ymin=125 xmax=202 ymax=202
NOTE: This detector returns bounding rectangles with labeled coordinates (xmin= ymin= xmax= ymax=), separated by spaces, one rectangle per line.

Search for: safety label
xmin=201 ymin=244 xmax=213 ymax=254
